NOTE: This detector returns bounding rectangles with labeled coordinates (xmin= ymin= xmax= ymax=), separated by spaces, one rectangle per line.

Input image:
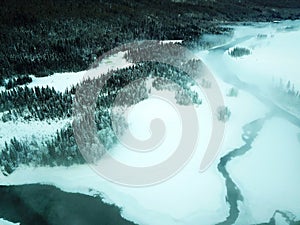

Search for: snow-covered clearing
xmin=0 ymin=218 xmax=19 ymax=225
xmin=26 ymin=51 xmax=133 ymax=92
xmin=0 ymin=119 xmax=71 ymax=148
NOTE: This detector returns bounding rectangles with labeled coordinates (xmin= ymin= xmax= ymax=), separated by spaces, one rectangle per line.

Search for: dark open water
xmin=0 ymin=184 xmax=136 ymax=225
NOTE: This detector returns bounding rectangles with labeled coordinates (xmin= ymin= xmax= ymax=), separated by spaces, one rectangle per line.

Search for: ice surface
xmin=227 ymin=117 xmax=300 ymax=223
xmin=223 ymin=21 xmax=300 ymax=90
xmin=197 ymin=20 xmax=300 ymax=224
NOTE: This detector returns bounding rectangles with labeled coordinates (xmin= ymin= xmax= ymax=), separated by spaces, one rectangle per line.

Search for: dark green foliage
xmin=0 ymin=138 xmax=36 ymax=175
xmin=73 ymin=61 xmax=202 ymax=162
xmin=35 ymin=71 xmax=54 ymax=78
xmin=93 ymin=62 xmax=201 ymax=109
xmin=227 ymin=87 xmax=239 ymax=97
xmin=4 ymin=75 xmax=33 ymax=90
xmin=0 ymin=125 xmax=85 ymax=175
xmin=229 ymin=47 xmax=251 ymax=58
xmin=45 ymin=125 xmax=85 ymax=167
xmin=0 ymin=86 xmax=73 ymax=121
xmin=1 ymin=0 xmax=299 ymax=79
xmin=257 ymin=34 xmax=268 ymax=39
xmin=0 ymin=0 xmax=213 ymax=78
xmin=272 ymin=80 xmax=300 ymax=117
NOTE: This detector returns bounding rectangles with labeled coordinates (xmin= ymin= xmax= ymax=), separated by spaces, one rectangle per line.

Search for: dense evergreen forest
xmin=1 ymin=0 xmax=300 ymax=81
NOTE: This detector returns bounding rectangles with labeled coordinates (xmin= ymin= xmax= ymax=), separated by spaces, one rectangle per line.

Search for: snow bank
xmin=0 ymin=218 xmax=20 ymax=225
xmin=27 ymin=51 xmax=133 ymax=93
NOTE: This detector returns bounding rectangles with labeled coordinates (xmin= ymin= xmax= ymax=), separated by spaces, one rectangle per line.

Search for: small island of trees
xmin=228 ymin=47 xmax=251 ymax=58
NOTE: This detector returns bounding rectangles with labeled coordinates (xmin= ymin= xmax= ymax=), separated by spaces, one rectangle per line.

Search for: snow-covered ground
xmin=0 ymin=119 xmax=71 ymax=148
xmin=227 ymin=117 xmax=300 ymax=223
xmin=0 ymin=218 xmax=19 ymax=225
xmin=216 ymin=79 xmax=268 ymax=156
xmin=215 ymin=20 xmax=300 ymax=91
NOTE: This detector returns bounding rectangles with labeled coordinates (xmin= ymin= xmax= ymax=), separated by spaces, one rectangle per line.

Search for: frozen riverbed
xmin=198 ymin=19 xmax=300 ymax=224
